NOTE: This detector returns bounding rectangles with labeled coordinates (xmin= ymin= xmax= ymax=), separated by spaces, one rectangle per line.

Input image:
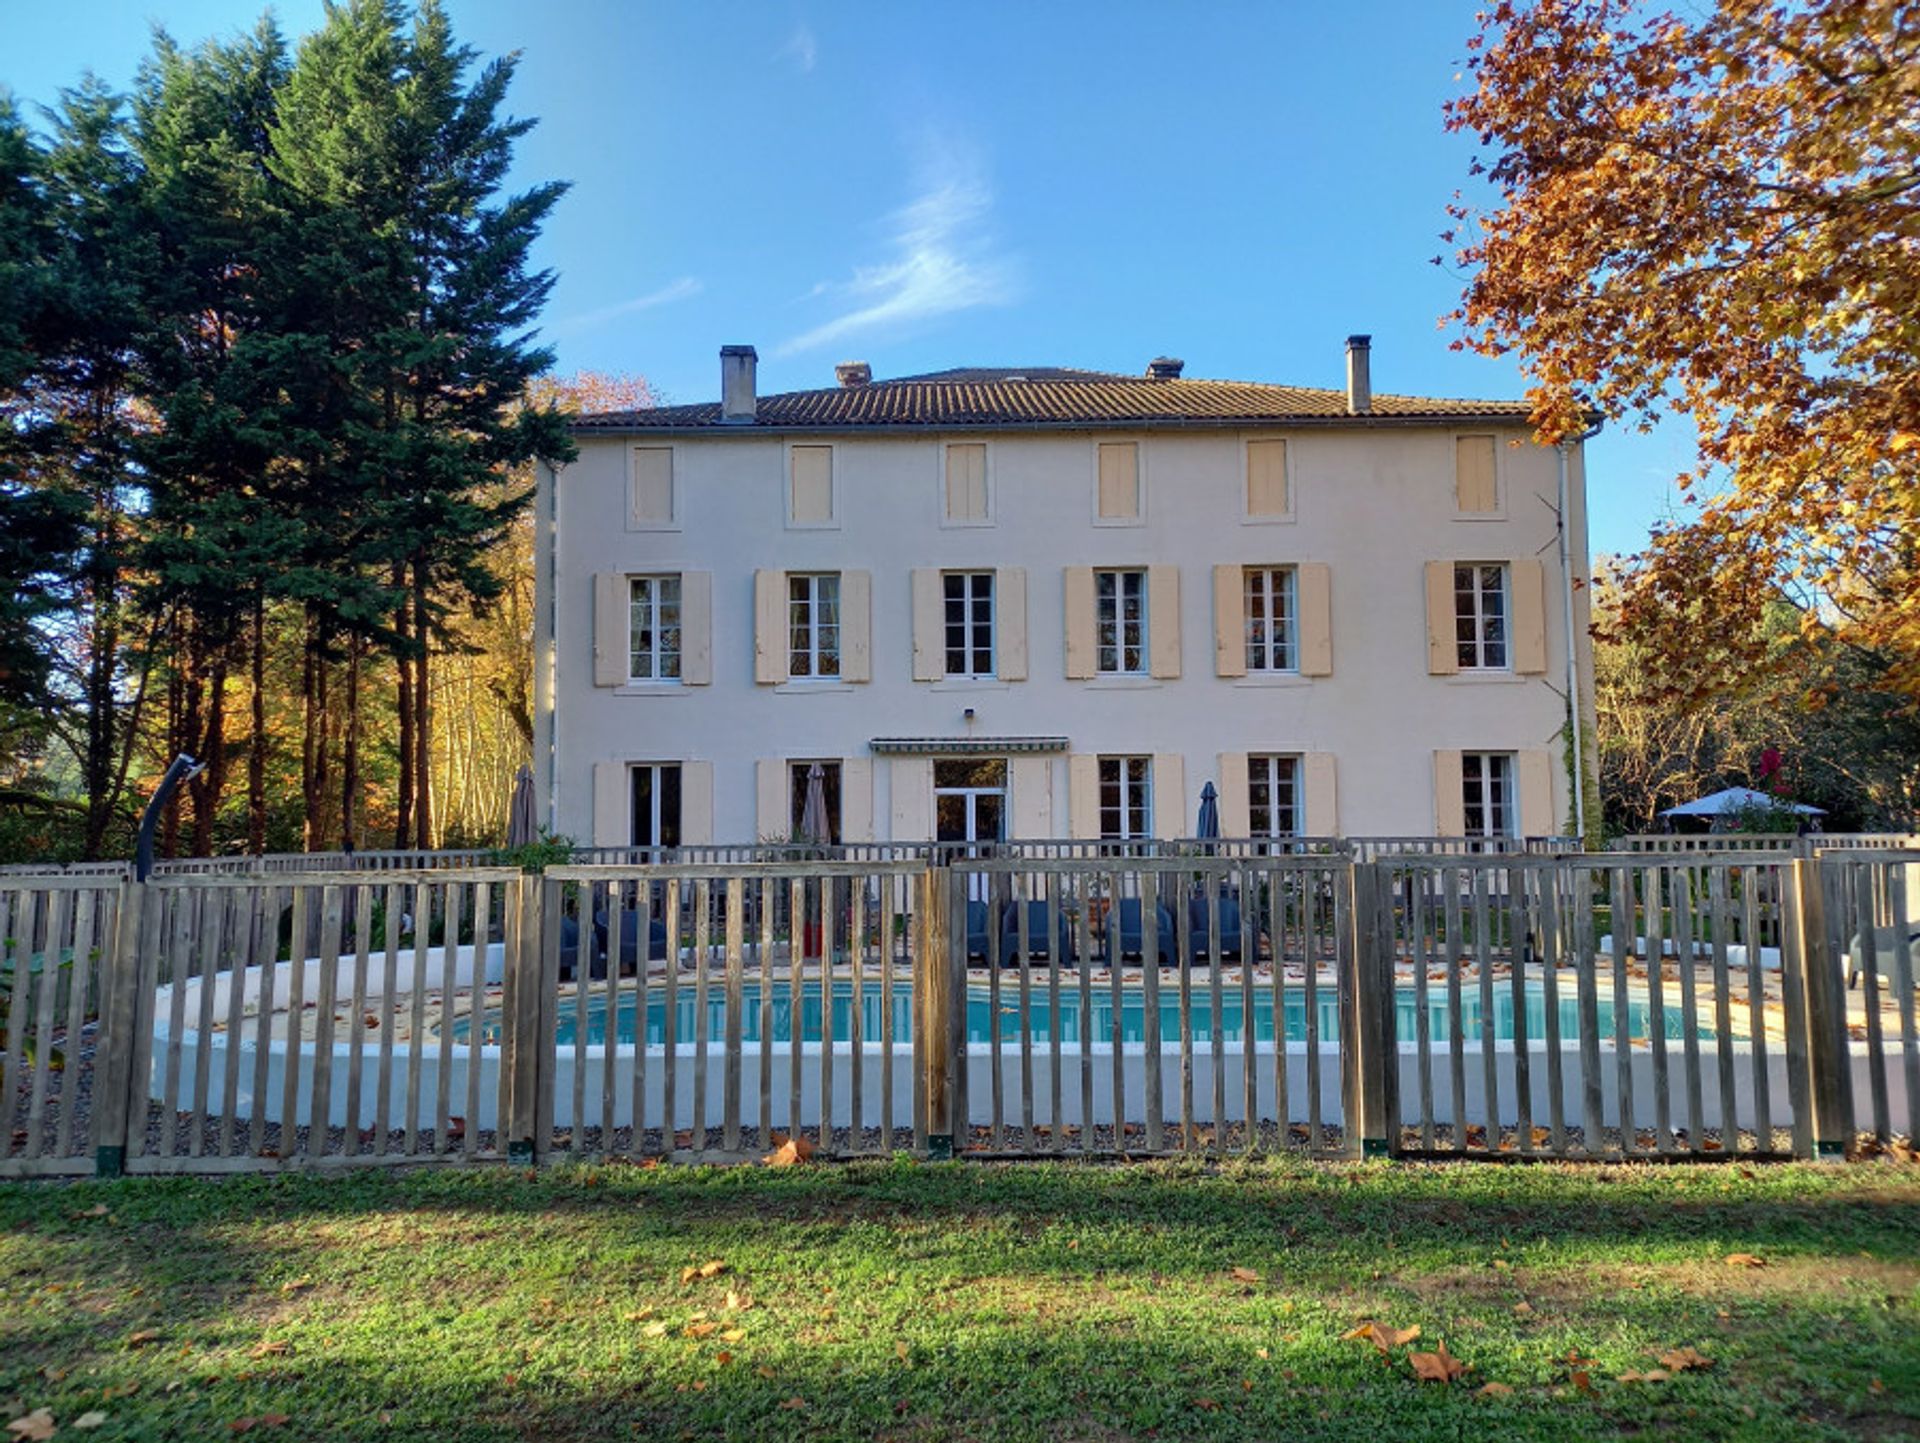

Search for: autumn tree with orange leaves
xmin=1445 ymin=0 xmax=1920 ymax=703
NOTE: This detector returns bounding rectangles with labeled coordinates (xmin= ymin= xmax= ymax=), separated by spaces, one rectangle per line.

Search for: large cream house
xmin=532 ymin=340 xmax=1597 ymax=849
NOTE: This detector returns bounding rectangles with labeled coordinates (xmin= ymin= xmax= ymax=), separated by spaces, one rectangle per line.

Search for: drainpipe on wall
xmin=535 ymin=457 xmax=563 ymax=832
xmin=1556 ymin=421 xmax=1604 ymax=845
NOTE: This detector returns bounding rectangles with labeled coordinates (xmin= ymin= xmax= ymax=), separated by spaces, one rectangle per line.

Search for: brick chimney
xmin=1145 ymin=357 xmax=1184 ymax=380
xmin=1345 ymin=335 xmax=1372 ymax=415
xmin=834 ymin=361 xmax=872 ymax=387
xmin=720 ymin=345 xmax=757 ymax=422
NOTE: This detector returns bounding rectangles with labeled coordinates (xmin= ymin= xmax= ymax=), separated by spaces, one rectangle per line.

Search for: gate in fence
xmin=4 ymin=850 xmax=1916 ymax=1177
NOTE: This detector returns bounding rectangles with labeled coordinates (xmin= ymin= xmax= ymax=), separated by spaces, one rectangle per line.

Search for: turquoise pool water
xmin=454 ymin=980 xmax=1726 ymax=1048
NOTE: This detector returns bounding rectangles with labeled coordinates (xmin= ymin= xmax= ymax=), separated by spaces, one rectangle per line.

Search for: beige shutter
xmin=1067 ymin=755 xmax=1100 ymax=840
xmin=1063 ymin=566 xmax=1096 ymax=679
xmin=1297 ymin=562 xmax=1333 ymax=676
xmin=679 ymin=761 xmax=713 ymax=844
xmin=592 ymin=760 xmax=627 ymax=846
xmin=1455 ymin=435 xmax=1497 ymax=513
xmin=996 ymin=567 xmax=1027 ymax=681
xmin=790 ymin=444 xmax=833 ymax=524
xmin=1010 ymin=755 xmax=1051 ymax=838
xmin=1212 ymin=564 xmax=1245 ymax=678
xmin=753 ymin=569 xmax=786 ymax=684
xmin=755 ymin=758 xmax=788 ymax=841
xmin=841 ymin=569 xmax=871 ymax=682
xmin=889 ymin=757 xmax=932 ymax=841
xmin=630 ymin=446 xmax=674 ymax=526
xmin=1246 ymin=439 xmax=1288 ymax=516
xmin=1152 ymin=752 xmax=1186 ymax=838
xmin=945 ymin=442 xmax=987 ymax=521
xmin=1148 ymin=565 xmax=1181 ymax=679
xmin=910 ymin=569 xmax=943 ymax=681
xmin=1425 ymin=561 xmax=1459 ymax=675
xmin=593 ymin=573 xmax=627 ymax=687
xmin=680 ymin=571 xmax=712 ymax=685
xmin=1510 ymin=559 xmax=1548 ymax=674
xmin=1217 ymin=752 xmax=1251 ymax=837
xmin=1097 ymin=441 xmax=1139 ymax=519
xmin=1304 ymin=753 xmax=1338 ymax=835
xmin=841 ymin=757 xmax=874 ymax=843
xmin=1433 ymin=750 xmax=1466 ymax=836
xmin=1517 ymin=749 xmax=1555 ymax=837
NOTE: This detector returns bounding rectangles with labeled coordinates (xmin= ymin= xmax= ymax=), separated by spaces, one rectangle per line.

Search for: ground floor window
xmin=1248 ymin=754 xmax=1299 ymax=837
xmin=1098 ymin=755 xmax=1152 ymax=840
xmin=1462 ymin=752 xmax=1515 ymax=838
xmin=631 ymin=763 xmax=682 ymax=847
xmin=935 ymin=759 xmax=1007 ymax=844
xmin=788 ymin=760 xmax=842 ymax=844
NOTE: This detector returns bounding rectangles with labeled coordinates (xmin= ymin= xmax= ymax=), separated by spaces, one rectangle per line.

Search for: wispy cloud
xmin=777 ymin=147 xmax=1018 ymax=357
xmin=779 ymin=23 xmax=818 ymax=73
xmin=557 ymin=277 xmax=703 ymax=334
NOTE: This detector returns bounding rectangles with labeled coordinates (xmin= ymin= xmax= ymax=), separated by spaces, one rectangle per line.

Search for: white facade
xmin=535 ymin=359 xmax=1596 ymax=848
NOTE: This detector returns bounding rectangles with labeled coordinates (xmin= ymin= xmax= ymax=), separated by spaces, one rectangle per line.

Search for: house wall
xmin=539 ymin=424 xmax=1592 ymax=844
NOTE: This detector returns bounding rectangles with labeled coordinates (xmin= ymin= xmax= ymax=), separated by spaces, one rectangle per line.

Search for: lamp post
xmin=135 ymin=754 xmax=205 ymax=882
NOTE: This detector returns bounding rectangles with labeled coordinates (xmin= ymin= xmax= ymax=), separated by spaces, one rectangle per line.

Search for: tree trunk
xmin=341 ymin=631 xmax=361 ymax=853
xmin=413 ymin=562 xmax=433 ymax=851
xmin=191 ymin=647 xmax=229 ymax=857
xmin=248 ymin=594 xmax=266 ymax=854
xmin=393 ymin=571 xmax=413 ymax=848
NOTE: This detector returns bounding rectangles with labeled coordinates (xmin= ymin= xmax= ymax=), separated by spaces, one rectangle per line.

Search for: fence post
xmin=918 ymin=868 xmax=955 ymax=1160
xmin=1341 ymin=860 xmax=1392 ymax=1158
xmin=1791 ymin=857 xmax=1850 ymax=1158
xmin=91 ymin=879 xmax=148 ymax=1178
xmin=504 ymin=873 xmax=546 ymax=1164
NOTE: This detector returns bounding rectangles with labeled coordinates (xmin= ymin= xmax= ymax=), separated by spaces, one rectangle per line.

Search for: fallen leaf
xmin=1192 ymin=1397 xmax=1221 ymax=1411
xmin=715 ymin=1351 xmax=733 ymax=1365
xmin=720 ymin=1327 xmax=747 ymax=1343
xmin=642 ymin=1322 xmax=670 ymax=1338
xmin=1230 ymin=1266 xmax=1260 ymax=1283
xmin=1476 ymin=1382 xmax=1513 ymax=1398
xmin=228 ymin=1418 xmax=290 ymax=1434
xmin=1512 ymin=1301 xmax=1533 ymax=1316
xmin=280 ymin=1278 xmax=312 ymax=1295
xmin=72 ymin=1204 xmax=110 ymax=1218
xmin=249 ymin=1340 xmax=288 ymax=1358
xmin=779 ymin=1397 xmax=806 ymax=1411
xmin=1659 ymin=1346 xmax=1714 ymax=1373
xmin=1724 ymin=1253 xmax=1766 ymax=1269
xmin=685 ymin=1321 xmax=719 ymax=1339
xmin=73 ymin=1415 xmax=109 ymax=1432
xmin=764 ymin=1135 xmax=816 ymax=1167
xmin=724 ymin=1289 xmax=752 ymax=1311
xmin=1409 ymin=1342 xmax=1468 ymax=1383
xmin=1617 ymin=1369 xmax=1672 ymax=1383
xmin=1256 ymin=1347 xmax=1271 ymax=1360
xmin=1571 ymin=1369 xmax=1593 ymax=1392
xmin=895 ymin=1340 xmax=910 ymax=1363
xmin=623 ymin=1308 xmax=655 ymax=1323
xmin=755 ymin=1366 xmax=776 ymax=1379
xmin=7 ymin=1412 xmax=56 ymax=1443
xmin=127 ymin=1329 xmax=163 ymax=1347
xmin=1342 ymin=1320 xmax=1421 ymax=1355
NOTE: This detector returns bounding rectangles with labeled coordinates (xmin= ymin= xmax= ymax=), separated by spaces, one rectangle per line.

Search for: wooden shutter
xmin=753 ymin=569 xmax=785 ymax=684
xmin=755 ymin=759 xmax=787 ymax=841
xmin=592 ymin=760 xmax=627 ymax=846
xmin=1454 ymin=435 xmax=1497 ymax=513
xmin=790 ymin=445 xmax=833 ymax=524
xmin=841 ymin=757 xmax=874 ymax=843
xmin=1212 ymin=564 xmax=1245 ymax=678
xmin=1517 ymin=749 xmax=1555 ymax=837
xmin=945 ymin=442 xmax=987 ymax=521
xmin=910 ymin=569 xmax=943 ymax=681
xmin=996 ymin=567 xmax=1027 ymax=681
xmin=1510 ymin=559 xmax=1548 ymax=674
xmin=680 ymin=571 xmax=712 ymax=685
xmin=1148 ymin=565 xmax=1181 ymax=679
xmin=1010 ymin=755 xmax=1051 ymax=838
xmin=841 ymin=569 xmax=871 ymax=682
xmin=593 ymin=573 xmax=627 ymax=687
xmin=1063 ymin=567 xmax=1096 ymax=679
xmin=1067 ymin=755 xmax=1100 ymax=840
xmin=630 ymin=446 xmax=674 ymax=526
xmin=1246 ymin=439 xmax=1288 ymax=516
xmin=1217 ymin=752 xmax=1251 ymax=837
xmin=1304 ymin=753 xmax=1338 ymax=835
xmin=1152 ymin=752 xmax=1185 ymax=838
xmin=1297 ymin=562 xmax=1332 ymax=676
xmin=889 ymin=757 xmax=932 ymax=841
xmin=1425 ymin=561 xmax=1459 ymax=675
xmin=1097 ymin=441 xmax=1139 ymax=519
xmin=1432 ymin=750 xmax=1466 ymax=836
xmin=679 ymin=761 xmax=713 ymax=844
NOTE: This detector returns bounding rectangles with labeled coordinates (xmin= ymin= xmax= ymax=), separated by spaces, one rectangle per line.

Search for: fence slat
xmin=1671 ymin=870 xmax=1703 ymax=1154
xmin=1740 ymin=867 xmax=1772 ymax=1151
xmin=57 ymin=889 xmax=99 ymax=1161
xmin=1573 ymin=866 xmax=1604 ymax=1153
xmin=1644 ymin=867 xmax=1673 ymax=1153
xmin=1708 ymin=868 xmax=1738 ymax=1151
xmin=1142 ymin=870 xmax=1164 ymax=1152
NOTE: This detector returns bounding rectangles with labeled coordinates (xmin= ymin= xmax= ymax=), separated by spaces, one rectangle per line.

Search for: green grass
xmin=4 ymin=1159 xmax=1919 ymax=1441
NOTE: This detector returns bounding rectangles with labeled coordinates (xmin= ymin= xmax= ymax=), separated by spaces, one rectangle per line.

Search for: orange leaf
xmin=1342 ymin=1320 xmax=1421 ymax=1355
xmin=249 ymin=1340 xmax=288 ymax=1358
xmin=7 ymin=1412 xmax=57 ymax=1443
xmin=685 ymin=1321 xmax=719 ymax=1339
xmin=1724 ymin=1253 xmax=1766 ymax=1268
xmin=1230 ymin=1267 xmax=1260 ymax=1283
xmin=779 ymin=1397 xmax=806 ymax=1411
xmin=1476 ymin=1382 xmax=1513 ymax=1398
xmin=1659 ymin=1346 xmax=1714 ymax=1373
xmin=764 ymin=1136 xmax=817 ymax=1167
xmin=1409 ymin=1342 xmax=1468 ymax=1384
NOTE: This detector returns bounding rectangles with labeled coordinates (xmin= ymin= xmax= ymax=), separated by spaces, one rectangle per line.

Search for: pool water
xmin=454 ymin=980 xmax=1727 ymax=1048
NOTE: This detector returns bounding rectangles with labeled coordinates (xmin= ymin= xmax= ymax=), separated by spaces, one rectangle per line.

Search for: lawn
xmin=3 ymin=1159 xmax=1918 ymax=1442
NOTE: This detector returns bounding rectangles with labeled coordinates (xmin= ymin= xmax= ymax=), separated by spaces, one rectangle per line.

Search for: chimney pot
xmin=720 ymin=344 xmax=757 ymax=422
xmin=1145 ymin=356 xmax=1184 ymax=380
xmin=1345 ymin=334 xmax=1372 ymax=415
xmin=834 ymin=360 xmax=872 ymax=388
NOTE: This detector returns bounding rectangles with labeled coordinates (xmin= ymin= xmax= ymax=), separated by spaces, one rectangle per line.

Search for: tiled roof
xmin=571 ymin=367 xmax=1530 ymax=434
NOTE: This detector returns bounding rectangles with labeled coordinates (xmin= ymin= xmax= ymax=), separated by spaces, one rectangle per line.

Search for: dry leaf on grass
xmin=72 ymin=1204 xmax=110 ymax=1219
xmin=723 ymin=1290 xmax=752 ymax=1312
xmin=895 ymin=1341 xmax=911 ymax=1363
xmin=779 ymin=1397 xmax=806 ymax=1411
xmin=227 ymin=1417 xmax=289 ymax=1433
xmin=72 ymin=1414 xmax=109 ymax=1432
xmin=1617 ymin=1369 xmax=1672 ymax=1384
xmin=1409 ymin=1343 xmax=1468 ymax=1384
xmin=681 ymin=1260 xmax=728 ymax=1283
xmin=6 ymin=1412 xmax=56 ymax=1442
xmin=279 ymin=1278 xmax=312 ymax=1295
xmin=126 ymin=1329 xmax=162 ymax=1348
xmin=1229 ymin=1266 xmax=1261 ymax=1283
xmin=1724 ymin=1253 xmax=1766 ymax=1268
xmin=685 ymin=1321 xmax=719 ymax=1339
xmin=249 ymin=1340 xmax=288 ymax=1358
xmin=1342 ymin=1320 xmax=1421 ymax=1356
xmin=641 ymin=1322 xmax=670 ymax=1339
xmin=1476 ymin=1382 xmax=1513 ymax=1398
xmin=720 ymin=1328 xmax=747 ymax=1344
xmin=764 ymin=1134 xmax=816 ymax=1167
xmin=1659 ymin=1346 xmax=1714 ymax=1373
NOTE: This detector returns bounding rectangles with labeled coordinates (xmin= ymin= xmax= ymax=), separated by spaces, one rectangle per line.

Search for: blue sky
xmin=4 ymin=0 xmax=1695 ymax=558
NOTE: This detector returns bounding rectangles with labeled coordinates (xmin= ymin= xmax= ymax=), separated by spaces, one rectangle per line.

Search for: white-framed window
xmin=1095 ymin=440 xmax=1142 ymax=523
xmin=628 ymin=446 xmax=677 ymax=529
xmin=1248 ymin=754 xmax=1299 ymax=838
xmin=1454 ymin=563 xmax=1510 ymax=670
xmin=630 ymin=763 xmax=682 ymax=847
xmin=628 ymin=575 xmax=682 ymax=681
xmin=788 ymin=760 xmax=843 ymax=845
xmin=1244 ymin=566 xmax=1297 ymax=672
xmin=1098 ymin=756 xmax=1152 ymax=840
xmin=1462 ymin=752 xmax=1516 ymax=838
xmin=787 ymin=572 xmax=841 ymax=679
xmin=944 ymin=442 xmax=990 ymax=524
xmin=1095 ymin=568 xmax=1147 ymax=675
xmin=943 ymin=571 xmax=994 ymax=677
xmin=788 ymin=443 xmax=835 ymax=527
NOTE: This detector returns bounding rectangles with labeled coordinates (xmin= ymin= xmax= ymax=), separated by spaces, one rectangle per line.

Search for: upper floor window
xmin=1096 ymin=441 xmax=1141 ymax=522
xmin=1462 ymin=752 xmax=1516 ymax=838
xmin=1098 ymin=755 xmax=1152 ymax=840
xmin=1455 ymin=563 xmax=1509 ymax=670
xmin=629 ymin=575 xmax=682 ymax=682
xmin=944 ymin=571 xmax=994 ymax=678
xmin=788 ymin=572 xmax=840 ymax=679
xmin=629 ymin=446 xmax=676 ymax=529
xmin=1248 ymin=754 xmax=1299 ymax=838
xmin=944 ymin=442 xmax=989 ymax=524
xmin=1095 ymin=568 xmax=1147 ymax=674
xmin=1244 ymin=566 xmax=1297 ymax=672
xmin=1245 ymin=438 xmax=1290 ymax=519
xmin=1454 ymin=434 xmax=1499 ymax=515
xmin=789 ymin=444 xmax=835 ymax=526
xmin=631 ymin=762 xmax=682 ymax=848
